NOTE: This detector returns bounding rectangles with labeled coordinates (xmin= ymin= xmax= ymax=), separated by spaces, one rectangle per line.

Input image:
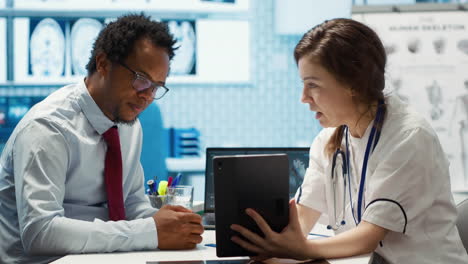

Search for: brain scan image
xmin=71 ymin=18 xmax=103 ymax=76
xmin=167 ymin=20 xmax=196 ymax=75
xmin=29 ymin=18 xmax=65 ymax=77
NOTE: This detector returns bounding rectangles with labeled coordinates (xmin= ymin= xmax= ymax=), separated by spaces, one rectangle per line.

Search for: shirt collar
xmin=76 ymin=79 xmax=116 ymax=135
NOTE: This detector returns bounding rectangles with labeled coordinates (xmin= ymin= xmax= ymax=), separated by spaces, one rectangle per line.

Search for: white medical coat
xmin=296 ymin=95 xmax=468 ymax=263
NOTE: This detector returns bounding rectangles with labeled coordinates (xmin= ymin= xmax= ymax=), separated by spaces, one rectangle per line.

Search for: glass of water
xmin=166 ymin=185 xmax=194 ymax=209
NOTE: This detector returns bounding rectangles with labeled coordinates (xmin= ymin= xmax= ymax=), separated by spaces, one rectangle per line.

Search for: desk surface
xmin=51 ymin=230 xmax=370 ymax=264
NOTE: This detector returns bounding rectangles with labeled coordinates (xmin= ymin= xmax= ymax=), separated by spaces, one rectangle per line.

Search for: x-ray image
xmin=71 ymin=18 xmax=103 ymax=76
xmin=165 ymin=20 xmax=197 ymax=75
xmin=458 ymin=39 xmax=468 ymax=55
xmin=426 ymin=80 xmax=444 ymax=121
xmin=16 ymin=17 xmax=105 ymax=81
xmin=290 ymin=157 xmax=307 ymax=197
xmin=29 ymin=18 xmax=66 ymax=77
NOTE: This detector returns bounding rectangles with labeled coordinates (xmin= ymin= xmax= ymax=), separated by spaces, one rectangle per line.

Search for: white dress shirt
xmin=0 ymin=80 xmax=159 ymax=264
xmin=296 ymin=95 xmax=468 ymax=263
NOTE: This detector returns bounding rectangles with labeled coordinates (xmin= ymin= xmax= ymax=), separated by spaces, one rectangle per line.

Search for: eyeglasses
xmin=118 ymin=62 xmax=169 ymax=100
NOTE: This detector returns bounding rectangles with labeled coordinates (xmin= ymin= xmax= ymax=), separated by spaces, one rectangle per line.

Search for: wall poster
xmin=356 ymin=12 xmax=468 ymax=191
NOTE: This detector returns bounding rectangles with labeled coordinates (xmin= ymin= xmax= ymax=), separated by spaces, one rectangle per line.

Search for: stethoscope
xmin=327 ymin=100 xmax=385 ymax=231
xmin=328 ymin=147 xmax=348 ymax=230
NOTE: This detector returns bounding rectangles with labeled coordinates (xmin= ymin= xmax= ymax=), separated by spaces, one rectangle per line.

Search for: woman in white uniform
xmin=230 ymin=18 xmax=468 ymax=263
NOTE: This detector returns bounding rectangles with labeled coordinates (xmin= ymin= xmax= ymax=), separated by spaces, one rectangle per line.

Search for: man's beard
xmin=112 ymin=106 xmax=138 ymax=126
xmin=114 ymin=116 xmax=138 ymax=126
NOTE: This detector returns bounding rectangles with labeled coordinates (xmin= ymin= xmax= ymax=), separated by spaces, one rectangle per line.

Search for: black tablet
xmin=213 ymin=154 xmax=290 ymax=257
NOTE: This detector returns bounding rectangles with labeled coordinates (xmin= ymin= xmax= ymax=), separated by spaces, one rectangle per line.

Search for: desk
xmin=51 ymin=230 xmax=370 ymax=264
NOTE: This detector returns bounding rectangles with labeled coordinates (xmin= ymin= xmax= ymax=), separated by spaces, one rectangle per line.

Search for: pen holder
xmin=148 ymin=194 xmax=167 ymax=209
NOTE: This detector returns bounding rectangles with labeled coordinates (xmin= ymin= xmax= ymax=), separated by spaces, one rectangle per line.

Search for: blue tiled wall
xmin=158 ymin=0 xmax=322 ymax=149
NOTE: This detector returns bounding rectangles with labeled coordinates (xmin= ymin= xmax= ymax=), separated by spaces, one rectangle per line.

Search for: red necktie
xmin=103 ymin=126 xmax=126 ymax=221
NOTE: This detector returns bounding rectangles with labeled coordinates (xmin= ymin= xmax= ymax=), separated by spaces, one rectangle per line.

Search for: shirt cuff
xmin=131 ymin=217 xmax=158 ymax=249
xmin=362 ymin=199 xmax=407 ymax=234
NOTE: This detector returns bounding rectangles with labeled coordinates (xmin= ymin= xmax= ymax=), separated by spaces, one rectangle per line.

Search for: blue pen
xmin=204 ymin=243 xmax=216 ymax=248
xmin=153 ymin=176 xmax=159 ymax=194
xmin=153 ymin=181 xmax=159 ymax=195
xmin=172 ymin=173 xmax=182 ymax=187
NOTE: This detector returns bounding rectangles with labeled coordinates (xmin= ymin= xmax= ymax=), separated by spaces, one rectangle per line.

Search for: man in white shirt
xmin=0 ymin=13 xmax=204 ymax=263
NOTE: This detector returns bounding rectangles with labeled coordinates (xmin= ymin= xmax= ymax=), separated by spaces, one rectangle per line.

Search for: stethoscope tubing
xmin=329 ymin=100 xmax=385 ymax=230
xmin=328 ymin=148 xmax=347 ymax=230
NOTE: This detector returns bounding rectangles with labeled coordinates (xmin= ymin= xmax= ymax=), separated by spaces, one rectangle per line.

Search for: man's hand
xmin=153 ymin=205 xmax=204 ymax=250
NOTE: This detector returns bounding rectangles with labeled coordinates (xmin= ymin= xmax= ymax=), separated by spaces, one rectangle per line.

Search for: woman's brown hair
xmin=294 ymin=18 xmax=387 ymax=157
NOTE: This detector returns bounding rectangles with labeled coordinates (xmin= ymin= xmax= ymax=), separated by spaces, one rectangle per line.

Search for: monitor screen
xmin=204 ymin=147 xmax=310 ymax=212
xmin=6 ymin=96 xmax=43 ymax=128
xmin=0 ymin=97 xmax=7 ymax=127
xmin=7 ymin=97 xmax=32 ymax=126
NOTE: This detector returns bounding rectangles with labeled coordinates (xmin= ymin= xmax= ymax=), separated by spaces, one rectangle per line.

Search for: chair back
xmin=457 ymin=198 xmax=468 ymax=253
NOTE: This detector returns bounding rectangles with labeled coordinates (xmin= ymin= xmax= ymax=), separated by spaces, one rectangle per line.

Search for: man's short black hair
xmin=86 ymin=13 xmax=177 ymax=75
